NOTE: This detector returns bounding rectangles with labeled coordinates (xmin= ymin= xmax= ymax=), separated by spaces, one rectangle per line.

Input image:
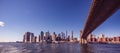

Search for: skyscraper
xmin=67 ymin=35 xmax=70 ymax=41
xmin=23 ymin=32 xmax=31 ymax=43
xmin=56 ymin=33 xmax=61 ymax=41
xmin=61 ymin=32 xmax=65 ymax=40
xmin=40 ymin=31 xmax=44 ymax=42
xmin=36 ymin=35 xmax=40 ymax=43
xmin=30 ymin=33 xmax=34 ymax=43
xmin=33 ymin=36 xmax=37 ymax=43
xmin=66 ymin=31 xmax=67 ymax=39
xmin=70 ymin=31 xmax=73 ymax=41
xmin=63 ymin=32 xmax=65 ymax=40
xmin=52 ymin=32 xmax=56 ymax=41
xmin=45 ymin=31 xmax=51 ymax=41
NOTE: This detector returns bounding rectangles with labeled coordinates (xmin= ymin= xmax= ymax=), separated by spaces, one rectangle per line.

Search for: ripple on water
xmin=0 ymin=45 xmax=4 ymax=53
xmin=0 ymin=43 xmax=120 ymax=53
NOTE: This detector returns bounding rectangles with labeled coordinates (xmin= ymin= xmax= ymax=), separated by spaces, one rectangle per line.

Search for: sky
xmin=0 ymin=0 xmax=120 ymax=42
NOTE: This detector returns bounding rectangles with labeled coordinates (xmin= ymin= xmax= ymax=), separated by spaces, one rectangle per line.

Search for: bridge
xmin=80 ymin=0 xmax=120 ymax=44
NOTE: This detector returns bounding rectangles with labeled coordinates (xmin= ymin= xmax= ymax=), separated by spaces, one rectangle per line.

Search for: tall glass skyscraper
xmin=40 ymin=31 xmax=44 ymax=42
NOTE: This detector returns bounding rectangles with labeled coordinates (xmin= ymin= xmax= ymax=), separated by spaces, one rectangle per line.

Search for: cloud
xmin=0 ymin=21 xmax=5 ymax=27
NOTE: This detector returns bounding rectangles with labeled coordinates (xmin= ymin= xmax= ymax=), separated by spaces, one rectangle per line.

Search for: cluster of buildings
xmin=23 ymin=31 xmax=120 ymax=44
xmin=23 ymin=31 xmax=78 ymax=43
xmin=87 ymin=34 xmax=120 ymax=44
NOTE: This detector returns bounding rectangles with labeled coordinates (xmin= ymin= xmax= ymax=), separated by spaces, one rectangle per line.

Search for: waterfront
xmin=0 ymin=43 xmax=120 ymax=53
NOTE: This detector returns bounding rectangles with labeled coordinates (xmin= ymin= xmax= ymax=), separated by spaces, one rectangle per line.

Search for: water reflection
xmin=80 ymin=44 xmax=94 ymax=53
xmin=0 ymin=43 xmax=120 ymax=53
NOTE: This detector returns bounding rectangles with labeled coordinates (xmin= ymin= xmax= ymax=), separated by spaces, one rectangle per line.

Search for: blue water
xmin=0 ymin=42 xmax=120 ymax=53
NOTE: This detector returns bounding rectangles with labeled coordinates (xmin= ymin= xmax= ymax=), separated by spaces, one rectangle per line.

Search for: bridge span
xmin=80 ymin=0 xmax=120 ymax=44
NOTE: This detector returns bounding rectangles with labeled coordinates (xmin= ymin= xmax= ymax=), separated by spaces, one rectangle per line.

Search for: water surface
xmin=0 ymin=42 xmax=120 ymax=53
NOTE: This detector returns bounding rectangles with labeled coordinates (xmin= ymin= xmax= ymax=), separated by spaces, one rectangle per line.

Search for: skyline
xmin=0 ymin=0 xmax=120 ymax=42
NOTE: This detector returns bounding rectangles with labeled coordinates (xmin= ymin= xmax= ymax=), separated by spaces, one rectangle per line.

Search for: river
xmin=0 ymin=42 xmax=120 ymax=53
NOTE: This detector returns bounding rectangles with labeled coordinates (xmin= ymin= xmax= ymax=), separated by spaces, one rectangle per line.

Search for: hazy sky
xmin=0 ymin=0 xmax=120 ymax=42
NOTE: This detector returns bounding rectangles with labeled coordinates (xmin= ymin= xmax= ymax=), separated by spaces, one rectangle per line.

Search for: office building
xmin=23 ymin=32 xmax=31 ymax=43
xmin=36 ymin=35 xmax=40 ymax=43
xmin=40 ymin=31 xmax=44 ymax=42
xmin=70 ymin=31 xmax=73 ymax=41
xmin=52 ymin=32 xmax=56 ymax=41
xmin=56 ymin=33 xmax=61 ymax=41
xmin=45 ymin=31 xmax=50 ymax=41
xmin=30 ymin=33 xmax=34 ymax=43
